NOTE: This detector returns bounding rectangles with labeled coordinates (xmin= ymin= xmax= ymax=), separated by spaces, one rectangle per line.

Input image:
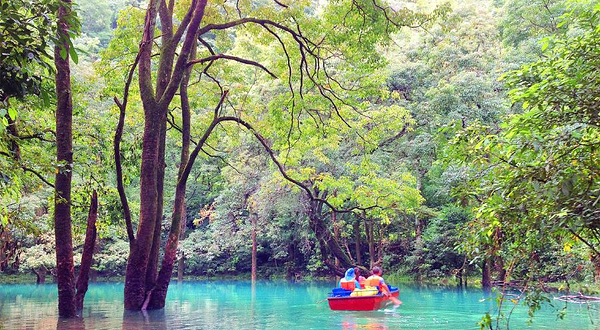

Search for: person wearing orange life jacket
xmin=338 ymin=268 xmax=361 ymax=291
xmin=367 ymin=266 xmax=402 ymax=306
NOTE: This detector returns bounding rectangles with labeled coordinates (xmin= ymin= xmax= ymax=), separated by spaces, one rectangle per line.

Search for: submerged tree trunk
xmin=53 ymin=0 xmax=76 ymax=317
xmin=124 ymin=102 xmax=163 ymax=310
xmin=251 ymin=213 xmax=257 ymax=282
xmin=124 ymin=0 xmax=209 ymax=311
xmin=75 ymin=190 xmax=98 ymax=310
xmin=34 ymin=267 xmax=47 ymax=284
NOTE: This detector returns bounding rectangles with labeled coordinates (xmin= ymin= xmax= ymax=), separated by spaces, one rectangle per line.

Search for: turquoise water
xmin=0 ymin=281 xmax=598 ymax=329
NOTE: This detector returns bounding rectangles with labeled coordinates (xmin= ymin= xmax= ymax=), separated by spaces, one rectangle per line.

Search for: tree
xmin=110 ymin=0 xmax=448 ymax=310
xmin=52 ymin=0 xmax=100 ymax=317
xmin=448 ymin=0 xmax=599 ymax=285
xmin=53 ymin=0 xmax=78 ymax=317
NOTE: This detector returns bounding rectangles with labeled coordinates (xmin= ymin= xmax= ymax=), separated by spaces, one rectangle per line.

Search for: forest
xmin=0 ymin=0 xmax=599 ymax=327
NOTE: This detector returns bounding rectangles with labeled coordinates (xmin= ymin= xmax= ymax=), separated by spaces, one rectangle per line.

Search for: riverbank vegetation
xmin=1 ymin=0 xmax=598 ymax=322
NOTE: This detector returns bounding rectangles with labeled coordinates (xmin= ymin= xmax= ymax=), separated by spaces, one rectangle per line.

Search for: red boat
xmin=327 ymin=288 xmax=400 ymax=311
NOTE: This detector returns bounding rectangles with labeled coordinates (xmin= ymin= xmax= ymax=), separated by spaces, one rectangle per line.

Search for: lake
xmin=0 ymin=281 xmax=598 ymax=329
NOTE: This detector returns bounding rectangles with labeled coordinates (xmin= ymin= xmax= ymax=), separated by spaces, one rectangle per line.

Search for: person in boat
xmin=354 ymin=267 xmax=367 ymax=288
xmin=366 ymin=267 xmax=388 ymax=293
xmin=339 ymin=268 xmax=361 ymax=291
xmin=367 ymin=266 xmax=402 ymax=306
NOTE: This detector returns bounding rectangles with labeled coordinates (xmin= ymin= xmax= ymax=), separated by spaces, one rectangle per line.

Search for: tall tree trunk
xmin=145 ymin=118 xmax=166 ymax=292
xmin=34 ymin=267 xmax=47 ymax=284
xmin=53 ymin=0 xmax=76 ymax=317
xmin=365 ymin=219 xmax=375 ymax=268
xmin=354 ymin=220 xmax=362 ymax=266
xmin=124 ymin=0 xmax=208 ymax=311
xmin=332 ymin=211 xmax=340 ymax=267
xmin=124 ymin=103 xmax=162 ymax=310
xmin=494 ymin=256 xmax=506 ymax=283
xmin=415 ymin=215 xmax=422 ymax=246
xmin=123 ymin=0 xmax=162 ymax=311
xmin=307 ymin=199 xmax=353 ymax=275
xmin=75 ymin=190 xmax=98 ymax=310
xmin=251 ymin=213 xmax=257 ymax=282
xmin=482 ymin=258 xmax=492 ymax=290
xmin=176 ymin=44 xmax=193 ymax=283
xmin=6 ymin=113 xmax=20 ymax=161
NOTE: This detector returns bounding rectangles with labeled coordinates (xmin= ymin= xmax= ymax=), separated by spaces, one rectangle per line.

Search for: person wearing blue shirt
xmin=338 ymin=268 xmax=361 ymax=291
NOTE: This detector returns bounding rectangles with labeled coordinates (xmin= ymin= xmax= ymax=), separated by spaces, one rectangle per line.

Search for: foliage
xmin=19 ymin=233 xmax=56 ymax=273
xmin=449 ymin=0 xmax=600 ymax=261
xmin=419 ymin=206 xmax=470 ymax=277
xmin=93 ymin=239 xmax=129 ymax=276
xmin=0 ymin=0 xmax=58 ymax=104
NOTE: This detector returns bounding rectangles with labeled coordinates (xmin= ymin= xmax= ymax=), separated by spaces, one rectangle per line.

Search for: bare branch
xmin=173 ymin=0 xmax=199 ymax=44
xmin=113 ymin=50 xmax=142 ymax=245
xmin=274 ymin=0 xmax=288 ymax=8
xmin=23 ymin=167 xmax=54 ymax=188
xmin=187 ymin=54 xmax=278 ymax=79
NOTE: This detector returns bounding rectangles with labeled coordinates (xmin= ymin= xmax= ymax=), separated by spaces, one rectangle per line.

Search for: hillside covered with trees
xmin=0 ymin=0 xmax=598 ymax=322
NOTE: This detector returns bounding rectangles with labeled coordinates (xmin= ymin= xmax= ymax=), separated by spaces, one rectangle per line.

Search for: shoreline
xmin=1 ymin=273 xmax=598 ymax=295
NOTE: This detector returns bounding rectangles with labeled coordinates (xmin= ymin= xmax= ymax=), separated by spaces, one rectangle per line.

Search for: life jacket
xmin=340 ymin=280 xmax=356 ymax=291
xmin=366 ymin=275 xmax=384 ymax=288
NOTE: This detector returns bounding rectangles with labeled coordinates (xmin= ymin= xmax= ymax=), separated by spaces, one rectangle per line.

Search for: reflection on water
xmin=0 ymin=281 xmax=598 ymax=330
xmin=341 ymin=313 xmax=393 ymax=330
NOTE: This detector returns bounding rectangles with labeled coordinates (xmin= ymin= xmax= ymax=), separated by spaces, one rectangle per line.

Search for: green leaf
xmin=59 ymin=47 xmax=67 ymax=60
xmin=69 ymin=45 xmax=78 ymax=64
xmin=8 ymin=107 xmax=17 ymax=120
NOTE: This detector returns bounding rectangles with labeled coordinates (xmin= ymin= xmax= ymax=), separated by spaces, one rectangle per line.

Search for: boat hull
xmin=327 ymin=289 xmax=399 ymax=311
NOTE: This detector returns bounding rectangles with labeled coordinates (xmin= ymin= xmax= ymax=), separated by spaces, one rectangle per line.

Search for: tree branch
xmin=217 ymin=116 xmax=383 ymax=214
xmin=23 ymin=167 xmax=54 ymax=188
xmin=113 ymin=50 xmax=142 ymax=245
xmin=187 ymin=54 xmax=278 ymax=79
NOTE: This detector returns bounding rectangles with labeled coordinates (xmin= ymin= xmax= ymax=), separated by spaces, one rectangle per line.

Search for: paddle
xmin=388 ymin=296 xmax=402 ymax=306
xmin=382 ymin=285 xmax=402 ymax=306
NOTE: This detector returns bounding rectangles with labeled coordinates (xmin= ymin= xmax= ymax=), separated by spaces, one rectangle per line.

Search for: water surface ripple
xmin=0 ymin=281 xmax=598 ymax=329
